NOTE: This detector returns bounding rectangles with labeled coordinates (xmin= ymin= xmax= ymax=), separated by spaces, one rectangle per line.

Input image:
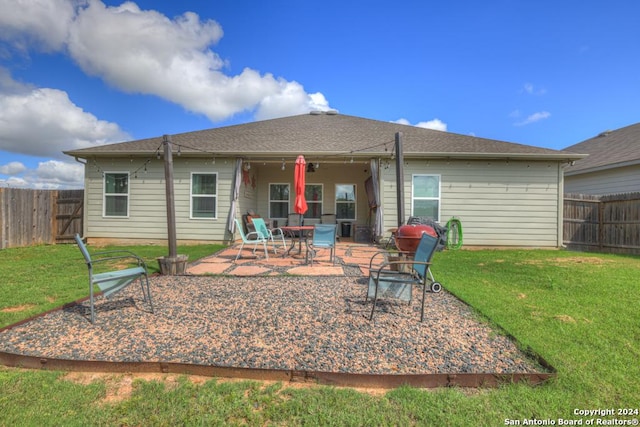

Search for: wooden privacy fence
xmin=0 ymin=188 xmax=83 ymax=249
xmin=564 ymin=192 xmax=640 ymax=255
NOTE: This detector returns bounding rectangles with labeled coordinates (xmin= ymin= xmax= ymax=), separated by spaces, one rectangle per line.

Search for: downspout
xmin=74 ymin=156 xmax=88 ymax=238
xmin=558 ymin=161 xmax=567 ymax=248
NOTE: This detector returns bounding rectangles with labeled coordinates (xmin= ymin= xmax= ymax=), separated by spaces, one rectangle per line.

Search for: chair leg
xmin=421 ymin=281 xmax=426 ymax=322
xmin=270 ymin=233 xmax=285 ymax=254
xmin=89 ymin=281 xmax=96 ymax=323
xmin=235 ymin=241 xmax=245 ymax=261
xmin=369 ymin=281 xmax=380 ymax=320
xmin=146 ymin=274 xmax=153 ymax=313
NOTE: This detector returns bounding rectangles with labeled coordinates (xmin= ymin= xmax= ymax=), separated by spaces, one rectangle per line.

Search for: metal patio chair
xmin=75 ymin=234 xmax=153 ymax=323
xmin=321 ymin=213 xmax=340 ymax=241
xmin=251 ymin=217 xmax=286 ymax=254
xmin=306 ymin=223 xmax=337 ymax=265
xmin=234 ymin=218 xmax=269 ymax=261
xmin=366 ymin=233 xmax=442 ymax=321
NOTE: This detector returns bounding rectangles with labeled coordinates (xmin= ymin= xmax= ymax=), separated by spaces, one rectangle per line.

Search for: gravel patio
xmin=0 ymin=270 xmax=545 ymax=377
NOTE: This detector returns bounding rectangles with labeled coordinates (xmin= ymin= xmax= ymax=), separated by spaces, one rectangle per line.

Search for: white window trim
xmin=335 ymin=183 xmax=357 ymax=221
xmin=103 ymin=171 xmax=130 ymax=218
xmin=269 ymin=182 xmax=291 ymax=219
xmin=190 ymin=172 xmax=218 ymax=220
xmin=411 ymin=173 xmax=441 ymax=222
xmin=305 ymin=183 xmax=324 ymax=218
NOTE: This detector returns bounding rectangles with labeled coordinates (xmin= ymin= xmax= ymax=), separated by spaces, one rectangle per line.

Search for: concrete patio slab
xmin=227 ymin=265 xmax=272 ymax=276
xmin=186 ymin=242 xmax=389 ymax=277
xmin=186 ymin=262 xmax=231 ymax=275
xmin=287 ymin=265 xmax=344 ymax=276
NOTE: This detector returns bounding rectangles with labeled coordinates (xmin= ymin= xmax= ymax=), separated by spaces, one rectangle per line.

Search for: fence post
xmin=598 ymin=200 xmax=604 ymax=252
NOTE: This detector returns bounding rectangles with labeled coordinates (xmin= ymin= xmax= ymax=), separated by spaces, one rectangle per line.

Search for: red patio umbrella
xmin=294 ymin=155 xmax=308 ymax=214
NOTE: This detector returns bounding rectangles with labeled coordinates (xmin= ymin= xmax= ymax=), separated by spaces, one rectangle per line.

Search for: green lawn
xmin=1 ymin=244 xmax=639 ymax=426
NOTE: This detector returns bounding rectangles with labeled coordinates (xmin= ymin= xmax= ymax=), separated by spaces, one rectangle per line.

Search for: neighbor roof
xmin=564 ymin=122 xmax=640 ymax=175
xmin=65 ymin=112 xmax=583 ymax=162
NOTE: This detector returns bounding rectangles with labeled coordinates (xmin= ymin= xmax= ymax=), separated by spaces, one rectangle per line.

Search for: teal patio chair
xmin=251 ymin=217 xmax=286 ymax=254
xmin=75 ymin=234 xmax=153 ymax=323
xmin=234 ymin=218 xmax=269 ymax=261
xmin=366 ymin=232 xmax=442 ymax=322
xmin=306 ymin=223 xmax=337 ymax=265
xmin=321 ymin=213 xmax=340 ymax=242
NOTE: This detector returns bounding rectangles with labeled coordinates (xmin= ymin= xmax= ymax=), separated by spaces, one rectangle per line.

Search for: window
xmin=191 ymin=173 xmax=217 ymax=218
xmin=104 ymin=172 xmax=129 ymax=217
xmin=269 ymin=183 xmax=290 ymax=219
xmin=304 ymin=184 xmax=323 ymax=219
xmin=412 ymin=174 xmax=440 ymax=220
xmin=335 ymin=184 xmax=356 ymax=220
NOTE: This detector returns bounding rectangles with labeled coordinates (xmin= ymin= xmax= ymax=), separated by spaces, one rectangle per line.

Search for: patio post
xmin=395 ymin=132 xmax=405 ymax=227
xmin=157 ymin=134 xmax=188 ymax=274
xmin=163 ymin=134 xmax=177 ymax=259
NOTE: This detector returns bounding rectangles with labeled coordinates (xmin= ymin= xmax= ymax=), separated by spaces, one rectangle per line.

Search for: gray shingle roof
xmin=64 ymin=112 xmax=582 ymax=161
xmin=564 ymin=122 xmax=640 ymax=174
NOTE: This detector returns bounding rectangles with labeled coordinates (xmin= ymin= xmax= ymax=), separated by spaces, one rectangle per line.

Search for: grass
xmin=1 ymin=244 xmax=639 ymax=426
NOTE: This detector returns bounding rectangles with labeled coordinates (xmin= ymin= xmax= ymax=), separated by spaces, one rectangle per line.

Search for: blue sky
xmin=1 ymin=0 xmax=639 ymax=188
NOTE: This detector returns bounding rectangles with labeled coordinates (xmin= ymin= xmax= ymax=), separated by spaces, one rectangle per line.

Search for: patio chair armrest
xmin=373 ymin=260 xmax=432 ymax=280
xmin=368 ymin=251 xmax=390 ymax=268
xmin=270 ymin=227 xmax=285 ymax=236
xmin=368 ymin=250 xmax=413 ymax=268
xmin=91 ymin=251 xmax=148 ymax=268
xmin=246 ymin=230 xmax=266 ymax=240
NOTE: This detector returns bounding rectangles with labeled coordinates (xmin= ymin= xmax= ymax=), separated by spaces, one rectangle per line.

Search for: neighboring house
xmin=64 ymin=112 xmax=584 ymax=247
xmin=564 ymin=122 xmax=640 ymax=195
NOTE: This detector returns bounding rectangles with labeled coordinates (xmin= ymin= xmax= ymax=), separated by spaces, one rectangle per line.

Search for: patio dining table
xmin=280 ymin=225 xmax=315 ymax=258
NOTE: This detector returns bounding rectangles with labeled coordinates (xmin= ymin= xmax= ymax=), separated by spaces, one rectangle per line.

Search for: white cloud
xmin=0 ymin=159 xmax=83 ymax=189
xmin=35 ymin=160 xmax=84 ymax=184
xmin=0 ymin=0 xmax=332 ymax=130
xmin=0 ymin=176 xmax=29 ymax=188
xmin=0 ymin=0 xmax=76 ymax=52
xmin=0 ymin=71 xmax=130 ymax=158
xmin=514 ymin=111 xmax=551 ymax=126
xmin=0 ymin=161 xmax=27 ymax=175
xmin=256 ymin=81 xmax=330 ymax=120
xmin=64 ymin=1 xmax=331 ymax=121
xmin=393 ymin=118 xmax=447 ymax=131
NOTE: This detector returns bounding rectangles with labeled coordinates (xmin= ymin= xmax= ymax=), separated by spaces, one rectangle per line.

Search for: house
xmin=563 ymin=122 xmax=640 ymax=195
xmin=64 ymin=112 xmax=584 ymax=247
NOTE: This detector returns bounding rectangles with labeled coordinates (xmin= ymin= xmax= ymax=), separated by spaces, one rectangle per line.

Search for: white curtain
xmin=370 ymin=158 xmax=384 ymax=238
xmin=227 ymin=158 xmax=243 ymax=234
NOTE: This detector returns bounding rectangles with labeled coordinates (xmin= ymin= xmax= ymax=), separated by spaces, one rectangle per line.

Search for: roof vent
xmin=309 ymin=110 xmax=323 ymax=115
xmin=325 ymin=109 xmax=338 ymax=115
xmin=597 ymin=130 xmax=611 ymax=137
